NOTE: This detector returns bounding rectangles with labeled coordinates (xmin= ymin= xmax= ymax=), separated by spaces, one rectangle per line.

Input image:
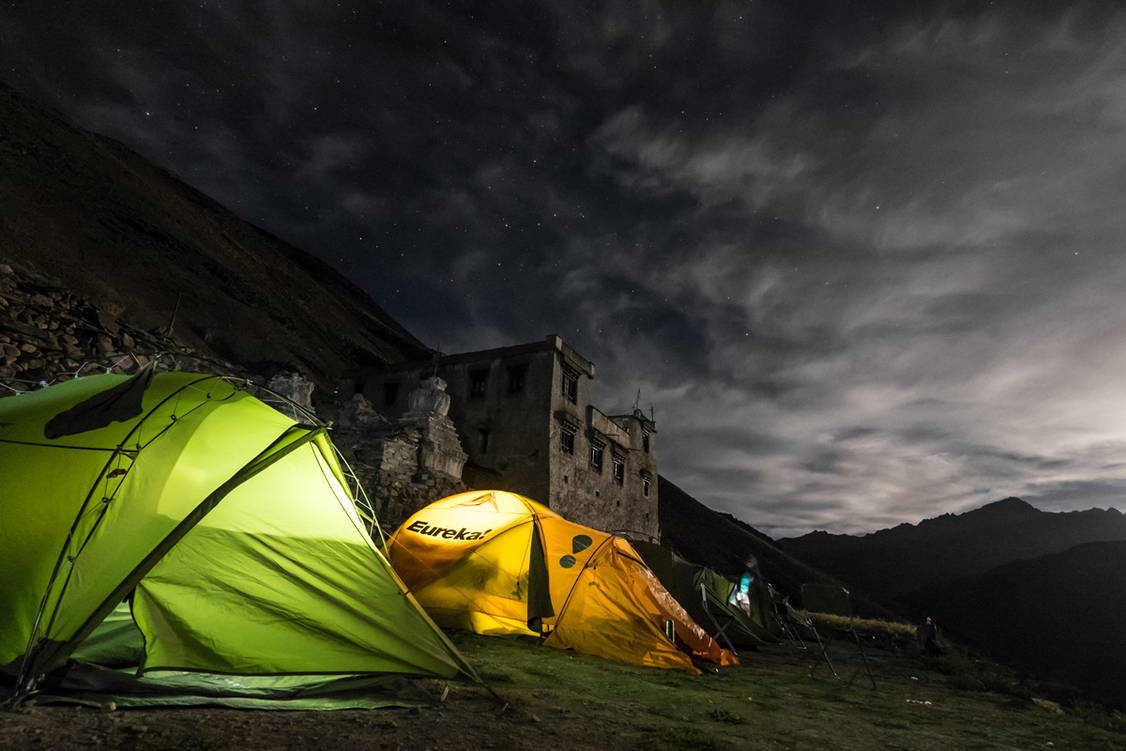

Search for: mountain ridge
xmin=778 ymin=496 xmax=1126 ymax=598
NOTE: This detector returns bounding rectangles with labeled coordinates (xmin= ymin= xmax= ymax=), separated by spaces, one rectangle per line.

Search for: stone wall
xmin=365 ymin=426 xmax=466 ymax=531
xmin=323 ymin=381 xmax=468 ymax=531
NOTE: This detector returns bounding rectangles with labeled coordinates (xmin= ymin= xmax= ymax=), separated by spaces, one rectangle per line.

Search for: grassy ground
xmin=3 ymin=631 xmax=1125 ymax=750
xmin=804 ymin=611 xmax=918 ymax=639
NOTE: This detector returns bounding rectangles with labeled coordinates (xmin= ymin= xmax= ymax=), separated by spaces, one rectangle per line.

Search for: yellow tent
xmin=386 ymin=490 xmax=736 ymax=673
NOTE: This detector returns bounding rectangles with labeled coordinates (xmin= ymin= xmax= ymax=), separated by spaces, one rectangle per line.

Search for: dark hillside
xmin=779 ymin=497 xmax=1126 ymax=598
xmin=901 ymin=540 xmax=1126 ymax=708
xmin=0 ymin=82 xmax=429 ymax=389
xmin=658 ymin=476 xmax=895 ymax=617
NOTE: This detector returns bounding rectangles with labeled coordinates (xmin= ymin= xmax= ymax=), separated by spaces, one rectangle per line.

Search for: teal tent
xmin=0 ymin=370 xmax=476 ymax=708
xmin=633 ymin=541 xmax=783 ymax=649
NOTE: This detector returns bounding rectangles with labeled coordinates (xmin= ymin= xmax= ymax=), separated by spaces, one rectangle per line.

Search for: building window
xmin=560 ymin=425 xmax=576 ymax=455
xmin=641 ymin=470 xmax=652 ymax=497
xmin=612 ymin=455 xmax=625 ymax=485
xmin=478 ymin=428 xmax=490 ymax=453
xmin=561 ymin=366 xmax=578 ymax=404
xmin=507 ymin=363 xmax=527 ymax=395
xmin=383 ymin=381 xmax=400 ymax=407
xmin=469 ymin=369 xmax=488 ymax=399
xmin=642 ymin=430 xmax=651 ymax=453
xmin=589 ymin=439 xmax=605 ymax=472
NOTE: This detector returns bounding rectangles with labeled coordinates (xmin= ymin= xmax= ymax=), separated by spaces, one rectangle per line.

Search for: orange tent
xmin=386 ymin=490 xmax=735 ymax=673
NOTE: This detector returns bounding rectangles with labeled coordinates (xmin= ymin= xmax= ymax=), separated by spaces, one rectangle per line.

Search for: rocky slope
xmin=0 ymin=82 xmax=429 ymax=392
xmin=0 ymin=261 xmax=246 ymax=389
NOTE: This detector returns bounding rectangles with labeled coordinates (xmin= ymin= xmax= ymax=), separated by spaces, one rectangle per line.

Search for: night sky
xmin=3 ymin=2 xmax=1125 ymax=536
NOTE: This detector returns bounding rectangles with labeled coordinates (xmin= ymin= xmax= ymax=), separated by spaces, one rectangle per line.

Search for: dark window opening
xmin=642 ymin=431 xmax=651 ymax=453
xmin=478 ymin=428 xmax=490 ymax=453
xmin=612 ymin=456 xmax=625 ymax=485
xmin=469 ymin=369 xmax=488 ymax=399
xmin=561 ymin=367 xmax=578 ymax=404
xmin=560 ymin=426 xmax=576 ymax=455
xmin=641 ymin=470 xmax=652 ymax=497
xmin=383 ymin=382 xmax=400 ymax=407
xmin=507 ymin=363 xmax=528 ymax=395
xmin=589 ymin=440 xmax=605 ymax=472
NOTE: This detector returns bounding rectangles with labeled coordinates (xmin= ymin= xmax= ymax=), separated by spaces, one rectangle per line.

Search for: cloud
xmin=592 ymin=105 xmax=816 ymax=210
xmin=298 ymin=134 xmax=371 ymax=182
xmin=5 ymin=1 xmax=1126 ymax=535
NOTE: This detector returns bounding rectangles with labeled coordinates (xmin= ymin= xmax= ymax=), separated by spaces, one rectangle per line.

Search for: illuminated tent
xmin=632 ymin=541 xmax=783 ymax=650
xmin=0 ymin=370 xmax=475 ymax=708
xmin=386 ymin=490 xmax=736 ymax=673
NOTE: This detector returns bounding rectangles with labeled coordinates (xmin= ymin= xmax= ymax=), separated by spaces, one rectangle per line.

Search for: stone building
xmin=367 ymin=335 xmax=659 ymax=539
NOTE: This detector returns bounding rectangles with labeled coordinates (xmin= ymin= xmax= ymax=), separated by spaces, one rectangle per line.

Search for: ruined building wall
xmin=363 ymin=426 xmax=466 ymax=532
xmin=325 ymin=379 xmax=467 ymax=531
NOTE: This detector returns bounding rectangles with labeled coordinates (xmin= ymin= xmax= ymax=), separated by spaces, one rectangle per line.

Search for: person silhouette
xmin=916 ymin=615 xmax=939 ymax=654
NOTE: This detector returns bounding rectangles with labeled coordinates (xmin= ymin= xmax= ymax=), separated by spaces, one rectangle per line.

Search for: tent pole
xmin=803 ymin=616 xmax=839 ymax=681
xmin=845 ymin=619 xmax=878 ymax=690
xmin=700 ymin=583 xmax=739 ymax=656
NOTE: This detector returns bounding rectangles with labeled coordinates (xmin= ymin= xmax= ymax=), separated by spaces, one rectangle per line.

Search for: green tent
xmin=633 ymin=541 xmax=783 ymax=650
xmin=0 ymin=370 xmax=475 ymax=708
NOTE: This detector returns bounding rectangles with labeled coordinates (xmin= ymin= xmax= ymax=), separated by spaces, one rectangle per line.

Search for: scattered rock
xmin=95 ymin=309 xmax=120 ymax=335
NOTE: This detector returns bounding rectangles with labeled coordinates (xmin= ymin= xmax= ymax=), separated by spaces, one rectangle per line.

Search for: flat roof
xmin=378 ymin=335 xmax=595 ymax=376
